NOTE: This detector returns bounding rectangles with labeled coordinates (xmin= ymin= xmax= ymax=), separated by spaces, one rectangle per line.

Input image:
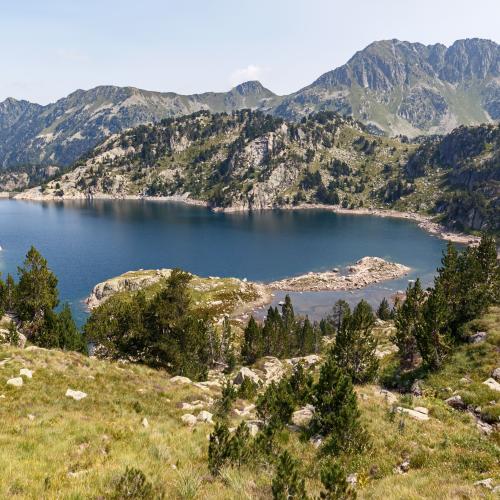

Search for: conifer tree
xmin=297 ymin=317 xmax=316 ymax=356
xmin=329 ymin=299 xmax=351 ymax=333
xmin=241 ymin=316 xmax=262 ymax=364
xmin=332 ymin=300 xmax=378 ymax=383
xmin=263 ymin=306 xmax=285 ymax=357
xmin=393 ymin=279 xmax=425 ymax=369
xmin=377 ymin=297 xmax=391 ymax=320
xmin=208 ymin=422 xmax=232 ymax=475
xmin=309 ymin=358 xmax=367 ymax=455
xmin=416 ymin=281 xmax=451 ymax=370
xmin=4 ymin=274 xmax=16 ymax=311
xmin=16 ymin=246 xmax=59 ymax=324
xmin=319 ymin=460 xmax=356 ymax=499
xmin=272 ymin=451 xmax=307 ymax=500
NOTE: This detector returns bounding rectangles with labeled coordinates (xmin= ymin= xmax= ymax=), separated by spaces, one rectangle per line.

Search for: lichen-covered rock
xmin=65 ymin=389 xmax=87 ymax=401
xmin=483 ymin=378 xmax=500 ymax=392
xmin=181 ymin=414 xmax=197 ymax=426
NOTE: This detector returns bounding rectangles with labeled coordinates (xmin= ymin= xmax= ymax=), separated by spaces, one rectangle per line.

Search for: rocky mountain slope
xmin=0 ymin=82 xmax=280 ymax=168
xmin=0 ymin=38 xmax=497 ymax=170
xmin=274 ymin=38 xmax=499 ymax=136
xmin=15 ymin=110 xmax=499 ymax=232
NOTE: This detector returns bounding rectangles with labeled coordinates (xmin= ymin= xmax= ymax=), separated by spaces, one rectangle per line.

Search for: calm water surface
xmin=0 ymin=199 xmax=449 ymax=324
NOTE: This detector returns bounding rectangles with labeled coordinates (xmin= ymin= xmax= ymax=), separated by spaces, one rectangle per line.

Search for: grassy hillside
xmin=1 ymin=306 xmax=498 ymax=498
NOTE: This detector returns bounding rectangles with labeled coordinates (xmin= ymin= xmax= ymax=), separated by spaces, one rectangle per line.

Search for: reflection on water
xmin=0 ymin=199 xmax=451 ymax=324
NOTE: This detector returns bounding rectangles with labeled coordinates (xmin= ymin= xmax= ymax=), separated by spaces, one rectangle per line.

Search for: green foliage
xmin=85 ymin=269 xmax=211 ymax=380
xmin=309 ymin=358 xmax=368 ymax=456
xmin=377 ymin=297 xmax=391 ymax=320
xmin=112 ymin=466 xmax=154 ymax=499
xmin=32 ymin=304 xmax=87 ymax=353
xmin=256 ymin=378 xmax=295 ymax=429
xmin=240 ymin=296 xmax=322 ymax=362
xmin=214 ymin=379 xmax=237 ymax=420
xmin=16 ymin=246 xmax=59 ymax=324
xmin=393 ymin=279 xmax=425 ymax=369
xmin=237 ymin=376 xmax=259 ymax=400
xmin=331 ymin=300 xmax=378 ymax=383
xmin=272 ymin=451 xmax=307 ymax=500
xmin=5 ymin=322 xmax=19 ymax=346
xmin=208 ymin=421 xmax=252 ymax=475
xmin=319 ymin=461 xmax=356 ymax=499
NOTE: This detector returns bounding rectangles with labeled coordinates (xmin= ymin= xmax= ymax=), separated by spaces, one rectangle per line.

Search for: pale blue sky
xmin=1 ymin=0 xmax=499 ymax=104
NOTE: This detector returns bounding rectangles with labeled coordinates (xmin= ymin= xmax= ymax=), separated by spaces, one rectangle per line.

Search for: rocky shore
xmin=268 ymin=256 xmax=411 ymax=292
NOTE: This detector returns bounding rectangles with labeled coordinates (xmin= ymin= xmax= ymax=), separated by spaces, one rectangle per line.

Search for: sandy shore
xmin=12 ymin=190 xmax=479 ymax=245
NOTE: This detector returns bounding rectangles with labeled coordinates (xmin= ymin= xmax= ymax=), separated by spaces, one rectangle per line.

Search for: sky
xmin=1 ymin=0 xmax=499 ymax=104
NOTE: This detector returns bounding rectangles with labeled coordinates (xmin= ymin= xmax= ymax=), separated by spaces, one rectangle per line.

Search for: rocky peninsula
xmin=269 ymin=256 xmax=411 ymax=292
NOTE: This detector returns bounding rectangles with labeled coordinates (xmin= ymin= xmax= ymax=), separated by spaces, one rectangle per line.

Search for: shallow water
xmin=0 ymin=199 xmax=450 ymax=324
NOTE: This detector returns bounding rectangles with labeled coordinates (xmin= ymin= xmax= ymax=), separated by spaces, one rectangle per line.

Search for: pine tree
xmin=229 ymin=422 xmax=251 ymax=467
xmin=263 ymin=306 xmax=285 ymax=357
xmin=297 ymin=317 xmax=316 ymax=356
xmin=4 ymin=274 xmax=16 ymax=311
xmin=393 ymin=279 xmax=425 ymax=369
xmin=319 ymin=460 xmax=356 ymax=499
xmin=377 ymin=297 xmax=391 ymax=320
xmin=416 ymin=281 xmax=451 ymax=370
xmin=328 ymin=299 xmax=351 ymax=333
xmin=309 ymin=358 xmax=367 ymax=455
xmin=16 ymin=246 xmax=59 ymax=324
xmin=271 ymin=451 xmax=307 ymax=500
xmin=241 ymin=316 xmax=262 ymax=364
xmin=208 ymin=422 xmax=232 ymax=475
xmin=256 ymin=378 xmax=295 ymax=429
xmin=332 ymin=300 xmax=378 ymax=383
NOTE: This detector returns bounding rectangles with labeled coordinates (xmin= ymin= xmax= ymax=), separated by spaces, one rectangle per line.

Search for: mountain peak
xmin=233 ymin=81 xmax=275 ymax=97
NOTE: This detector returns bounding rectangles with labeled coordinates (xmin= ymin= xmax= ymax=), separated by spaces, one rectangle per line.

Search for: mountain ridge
xmin=0 ymin=37 xmax=498 ymax=169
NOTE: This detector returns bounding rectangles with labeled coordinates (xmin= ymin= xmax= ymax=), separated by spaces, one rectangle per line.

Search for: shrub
xmin=112 ymin=467 xmax=154 ymax=499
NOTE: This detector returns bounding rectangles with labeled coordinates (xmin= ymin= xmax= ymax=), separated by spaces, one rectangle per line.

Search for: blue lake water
xmin=0 ymin=199 xmax=450 ymax=324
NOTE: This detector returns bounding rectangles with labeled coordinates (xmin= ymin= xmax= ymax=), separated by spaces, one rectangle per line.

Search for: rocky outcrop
xmin=269 ymin=256 xmax=410 ymax=292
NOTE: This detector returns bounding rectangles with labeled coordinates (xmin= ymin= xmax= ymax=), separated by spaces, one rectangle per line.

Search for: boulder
xmin=291 ymin=406 xmax=315 ymax=426
xmin=445 ymin=395 xmax=466 ymax=411
xmin=177 ymin=401 xmax=205 ymax=411
xmin=287 ymin=355 xmax=321 ymax=369
xmin=19 ymin=368 xmax=33 ymax=379
xmin=261 ymin=357 xmax=285 ymax=383
xmin=197 ymin=410 xmax=213 ymax=423
xmin=246 ymin=423 xmax=259 ymax=437
xmin=483 ymin=378 xmax=500 ymax=392
xmin=474 ymin=478 xmax=494 ymax=490
xmin=376 ymin=388 xmax=398 ymax=405
xmin=141 ymin=418 xmax=149 ymax=428
xmin=410 ymin=380 xmax=423 ymax=397
xmin=181 ymin=414 xmax=197 ymax=426
xmin=491 ymin=368 xmax=500 ymax=382
xmin=65 ymin=389 xmax=87 ymax=401
xmin=476 ymin=420 xmax=493 ymax=435
xmin=310 ymin=435 xmax=323 ymax=448
xmin=347 ymin=473 xmax=357 ymax=485
xmin=170 ymin=376 xmax=192 ymax=385
xmin=6 ymin=377 xmax=23 ymax=387
xmin=394 ymin=460 xmax=410 ymax=474
xmin=396 ymin=406 xmax=429 ymax=421
xmin=233 ymin=367 xmax=261 ymax=386
xmin=469 ymin=331 xmax=487 ymax=343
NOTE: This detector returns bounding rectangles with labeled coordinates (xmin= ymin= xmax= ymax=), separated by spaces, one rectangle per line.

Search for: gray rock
xmin=474 ymin=478 xmax=494 ymax=490
xmin=65 ymin=389 xmax=87 ymax=401
xmin=483 ymin=378 xmax=500 ymax=392
xmin=233 ymin=367 xmax=261 ymax=386
xmin=246 ymin=423 xmax=259 ymax=437
xmin=291 ymin=406 xmax=314 ymax=426
xmin=445 ymin=395 xmax=466 ymax=411
xmin=141 ymin=418 xmax=149 ymax=428
xmin=197 ymin=410 xmax=213 ymax=423
xmin=469 ymin=331 xmax=487 ymax=343
xmin=491 ymin=368 xmax=500 ymax=382
xmin=181 ymin=414 xmax=197 ymax=426
xmin=170 ymin=376 xmax=192 ymax=385
xmin=396 ymin=406 xmax=429 ymax=421
xmin=6 ymin=377 xmax=23 ymax=387
xmin=19 ymin=368 xmax=33 ymax=379
xmin=411 ymin=380 xmax=423 ymax=397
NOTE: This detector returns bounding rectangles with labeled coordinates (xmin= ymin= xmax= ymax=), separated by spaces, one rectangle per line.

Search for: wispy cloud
xmin=56 ymin=49 xmax=90 ymax=63
xmin=229 ymin=64 xmax=263 ymax=86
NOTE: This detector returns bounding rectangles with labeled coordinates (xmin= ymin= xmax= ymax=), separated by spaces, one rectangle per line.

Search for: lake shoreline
xmin=12 ymin=191 xmax=479 ymax=245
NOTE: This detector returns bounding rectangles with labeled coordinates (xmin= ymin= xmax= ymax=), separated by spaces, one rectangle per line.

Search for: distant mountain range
xmin=0 ymin=38 xmax=498 ymax=168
